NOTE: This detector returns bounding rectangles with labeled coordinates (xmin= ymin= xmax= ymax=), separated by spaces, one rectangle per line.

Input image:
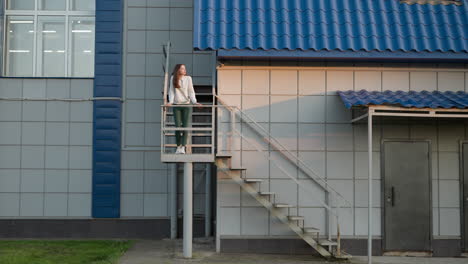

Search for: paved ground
xmin=118 ymin=239 xmax=468 ymax=264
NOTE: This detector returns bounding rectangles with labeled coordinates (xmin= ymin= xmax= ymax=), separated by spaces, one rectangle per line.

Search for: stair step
xmin=165 ymin=133 xmax=210 ymax=136
xmin=319 ymin=239 xmax=337 ymax=246
xmin=288 ymin=216 xmax=304 ymax=221
xmin=258 ymin=191 xmax=275 ymax=196
xmin=244 ymin=178 xmax=263 ymax=183
xmin=333 ymin=252 xmax=352 ymax=259
xmin=166 ymin=112 xmax=212 ymax=116
xmin=230 ymin=168 xmax=247 ymax=171
xmin=166 ymin=122 xmax=212 ymax=126
xmin=216 ymin=154 xmax=232 ymax=159
xmin=303 ymin=227 xmax=320 ymax=233
xmin=274 ymin=203 xmax=294 ymax=208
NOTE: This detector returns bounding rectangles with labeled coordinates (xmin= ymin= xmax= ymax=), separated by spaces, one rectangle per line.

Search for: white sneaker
xmin=175 ymin=146 xmax=182 ymax=154
xmin=180 ymin=146 xmax=186 ymax=154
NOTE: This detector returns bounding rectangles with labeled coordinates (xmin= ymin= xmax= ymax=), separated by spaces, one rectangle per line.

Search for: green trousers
xmin=173 ymin=106 xmax=191 ymax=146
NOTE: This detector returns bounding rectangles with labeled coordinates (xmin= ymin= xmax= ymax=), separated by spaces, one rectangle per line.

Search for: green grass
xmin=0 ymin=240 xmax=134 ymax=264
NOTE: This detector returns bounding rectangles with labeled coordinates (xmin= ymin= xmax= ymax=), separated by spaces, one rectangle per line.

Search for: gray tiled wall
xmin=0 ymin=78 xmax=93 ymax=217
xmin=122 ymin=0 xmax=214 ymax=218
xmin=216 ymin=63 xmax=468 ymax=238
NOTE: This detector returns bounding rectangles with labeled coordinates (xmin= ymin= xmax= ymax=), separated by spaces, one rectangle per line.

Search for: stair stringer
xmin=216 ymin=158 xmax=335 ymax=259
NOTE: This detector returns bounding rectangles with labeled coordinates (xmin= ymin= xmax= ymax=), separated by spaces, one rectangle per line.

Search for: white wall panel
xmin=271 ymin=70 xmax=297 ymax=95
xmin=299 ymin=70 xmax=325 ymax=95
xmin=355 ymin=71 xmax=381 ymax=91
xmin=382 ymin=72 xmax=409 ymax=91
xmin=214 ymin=65 xmax=467 ymax=239
xmin=410 ymin=72 xmax=437 ymax=92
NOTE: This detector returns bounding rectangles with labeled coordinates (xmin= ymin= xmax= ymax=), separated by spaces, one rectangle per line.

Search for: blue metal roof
xmin=194 ymin=0 xmax=468 ymax=54
xmin=337 ymin=90 xmax=468 ymax=109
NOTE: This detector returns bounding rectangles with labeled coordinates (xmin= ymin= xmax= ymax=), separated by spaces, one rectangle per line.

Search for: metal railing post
xmin=327 ymin=193 xmax=332 ymax=251
xmin=163 ymin=41 xmax=170 ymax=105
xmin=161 ymin=41 xmax=170 ymax=158
xmin=161 ymin=105 xmax=165 ymax=155
xmin=336 ymin=198 xmax=342 ymax=257
xmin=211 ymin=105 xmax=215 ymax=156
xmin=230 ymin=109 xmax=235 ymax=152
xmin=205 ymin=163 xmax=212 ymax=237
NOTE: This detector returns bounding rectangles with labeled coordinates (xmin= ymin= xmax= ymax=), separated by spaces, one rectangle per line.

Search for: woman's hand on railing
xmin=195 ymin=103 xmax=203 ymax=109
xmin=165 ymin=103 xmax=172 ymax=108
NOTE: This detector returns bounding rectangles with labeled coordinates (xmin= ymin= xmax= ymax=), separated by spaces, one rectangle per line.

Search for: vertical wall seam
xmin=352 ymin=70 xmax=356 ymax=236
xmin=42 ymin=95 xmax=47 ymax=216
xmin=437 ymin=121 xmax=441 ymax=236
xmin=239 ymin=69 xmax=243 ymax=235
xmin=67 ymin=81 xmax=71 ymax=216
xmin=18 ymin=80 xmax=23 ymax=216
xmin=296 ymin=70 xmax=299 ymax=220
xmin=141 ymin=0 xmax=148 ymax=218
xmin=436 ymin=70 xmax=441 ymax=236
xmin=268 ymin=68 xmax=272 ymax=234
xmin=324 ymin=67 xmax=329 ymax=236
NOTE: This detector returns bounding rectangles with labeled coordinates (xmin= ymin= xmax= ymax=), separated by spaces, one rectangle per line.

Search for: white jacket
xmin=168 ymin=75 xmax=197 ymax=104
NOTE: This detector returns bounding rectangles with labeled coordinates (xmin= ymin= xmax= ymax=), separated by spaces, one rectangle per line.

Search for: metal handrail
xmin=216 ymin=96 xmax=352 ymax=209
xmin=162 ymin=41 xmax=171 ymax=106
xmin=162 ymin=42 xmax=171 ymax=153
xmin=219 ymin=102 xmax=344 ymax=253
xmin=161 ymin=105 xmax=216 ymax=156
xmin=232 ymin=128 xmax=336 ymax=214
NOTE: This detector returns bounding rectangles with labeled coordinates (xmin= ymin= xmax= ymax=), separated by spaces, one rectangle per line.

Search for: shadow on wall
xmin=216 ymin=94 xmax=353 ymax=210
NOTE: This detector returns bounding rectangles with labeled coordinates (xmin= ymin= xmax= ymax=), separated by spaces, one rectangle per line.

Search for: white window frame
xmin=3 ymin=0 xmax=95 ymax=77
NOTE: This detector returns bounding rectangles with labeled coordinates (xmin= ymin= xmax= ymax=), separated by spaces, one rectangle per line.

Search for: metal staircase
xmin=159 ymin=41 xmax=352 ymax=259
xmin=215 ymin=96 xmax=352 ymax=260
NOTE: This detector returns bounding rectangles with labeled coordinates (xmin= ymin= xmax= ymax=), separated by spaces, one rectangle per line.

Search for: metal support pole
xmin=368 ymin=111 xmax=373 ymax=264
xmin=205 ymin=163 xmax=212 ymax=237
xmin=327 ymin=193 xmax=332 ymax=252
xmin=183 ymin=162 xmax=193 ymax=258
xmin=170 ymin=163 xmax=177 ymax=239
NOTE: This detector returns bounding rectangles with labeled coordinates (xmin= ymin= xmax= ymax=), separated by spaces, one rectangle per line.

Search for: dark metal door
xmin=383 ymin=141 xmax=431 ymax=252
xmin=463 ymin=143 xmax=468 ymax=251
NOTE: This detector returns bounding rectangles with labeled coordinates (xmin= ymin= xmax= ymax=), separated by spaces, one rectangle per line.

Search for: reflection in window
xmin=38 ymin=16 xmax=66 ymax=77
xmin=39 ymin=0 xmax=66 ymax=10
xmin=70 ymin=0 xmax=95 ymax=11
xmin=7 ymin=0 xmax=35 ymax=10
xmin=70 ymin=17 xmax=95 ymax=77
xmin=3 ymin=0 xmax=95 ymax=77
xmin=6 ymin=16 xmax=34 ymax=76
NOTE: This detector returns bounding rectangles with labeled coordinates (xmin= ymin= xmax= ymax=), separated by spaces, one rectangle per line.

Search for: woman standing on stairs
xmin=166 ymin=64 xmax=201 ymax=154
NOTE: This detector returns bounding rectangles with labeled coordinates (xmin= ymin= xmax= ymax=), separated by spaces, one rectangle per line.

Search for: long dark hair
xmin=172 ymin=64 xmax=185 ymax=88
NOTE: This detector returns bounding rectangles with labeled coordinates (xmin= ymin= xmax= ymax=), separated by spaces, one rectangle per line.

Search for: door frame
xmin=381 ymin=139 xmax=433 ymax=252
xmin=460 ymin=140 xmax=468 ymax=252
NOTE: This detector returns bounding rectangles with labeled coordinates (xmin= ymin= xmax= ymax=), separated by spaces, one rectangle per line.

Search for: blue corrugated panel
xmin=194 ymin=0 xmax=468 ymax=53
xmin=337 ymin=90 xmax=468 ymax=109
xmin=93 ymin=0 xmax=123 ymax=218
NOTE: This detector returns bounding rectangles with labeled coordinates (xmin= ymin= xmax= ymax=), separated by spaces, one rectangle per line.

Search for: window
xmin=3 ymin=0 xmax=95 ymax=77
